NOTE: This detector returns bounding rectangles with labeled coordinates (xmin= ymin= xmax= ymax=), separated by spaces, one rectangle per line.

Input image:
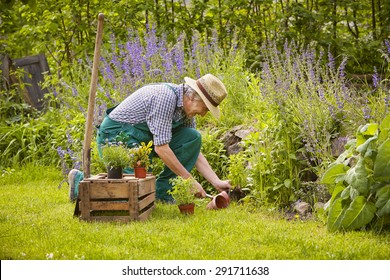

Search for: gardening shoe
xmin=68 ymin=169 xmax=83 ymax=202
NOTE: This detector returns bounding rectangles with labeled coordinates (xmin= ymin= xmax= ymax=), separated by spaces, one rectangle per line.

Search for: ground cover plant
xmin=0 ymin=164 xmax=389 ymax=260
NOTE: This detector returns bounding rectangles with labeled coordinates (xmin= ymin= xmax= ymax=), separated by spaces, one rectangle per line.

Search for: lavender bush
xmin=237 ymin=40 xmax=389 ymax=207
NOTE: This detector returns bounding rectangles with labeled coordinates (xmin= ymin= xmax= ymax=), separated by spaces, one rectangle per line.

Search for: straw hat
xmin=184 ymin=74 xmax=227 ymax=119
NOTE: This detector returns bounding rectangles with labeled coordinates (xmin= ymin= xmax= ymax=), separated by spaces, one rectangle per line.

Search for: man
xmin=69 ymin=73 xmax=231 ymax=202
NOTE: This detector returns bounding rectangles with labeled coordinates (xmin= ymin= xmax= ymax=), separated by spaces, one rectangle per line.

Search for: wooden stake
xmin=82 ymin=13 xmax=104 ymax=179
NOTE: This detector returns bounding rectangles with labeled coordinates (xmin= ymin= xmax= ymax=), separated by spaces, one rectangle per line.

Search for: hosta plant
xmin=321 ymin=115 xmax=390 ymax=232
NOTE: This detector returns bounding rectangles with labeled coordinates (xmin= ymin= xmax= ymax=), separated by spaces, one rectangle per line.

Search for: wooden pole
xmin=83 ymin=13 xmax=104 ymax=179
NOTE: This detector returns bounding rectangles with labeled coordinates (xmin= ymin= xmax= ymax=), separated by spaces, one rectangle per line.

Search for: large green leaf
xmin=359 ymin=123 xmax=379 ymax=136
xmin=356 ymin=135 xmax=377 ymax=156
xmin=325 ymin=184 xmax=345 ymax=212
xmin=345 ymin=157 xmax=369 ymax=195
xmin=341 ymin=186 xmax=351 ymax=200
xmin=327 ymin=197 xmax=348 ymax=232
xmin=375 ymin=185 xmax=390 ymax=217
xmin=377 ymin=128 xmax=389 ymax=143
xmin=341 ymin=185 xmax=359 ymax=200
xmin=341 ymin=196 xmax=376 ymax=230
xmin=334 ymin=139 xmax=356 ymax=164
xmin=373 ymin=139 xmax=390 ymax=180
xmin=379 ymin=114 xmax=390 ymax=132
xmin=356 ymin=123 xmax=378 ymax=147
xmin=321 ymin=163 xmax=348 ymax=186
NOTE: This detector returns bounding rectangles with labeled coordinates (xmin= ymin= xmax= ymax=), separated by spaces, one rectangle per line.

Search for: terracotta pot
xmin=178 ymin=203 xmax=195 ymax=215
xmin=134 ymin=166 xmax=147 ymax=178
xmin=206 ymin=191 xmax=230 ymax=210
xmin=107 ymin=166 xmax=123 ymax=179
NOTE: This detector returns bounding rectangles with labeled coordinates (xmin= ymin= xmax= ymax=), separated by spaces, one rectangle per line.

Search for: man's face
xmin=184 ymin=97 xmax=209 ymax=118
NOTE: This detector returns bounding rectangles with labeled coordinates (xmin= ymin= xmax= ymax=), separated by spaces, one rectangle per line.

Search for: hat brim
xmin=184 ymin=77 xmax=220 ymax=119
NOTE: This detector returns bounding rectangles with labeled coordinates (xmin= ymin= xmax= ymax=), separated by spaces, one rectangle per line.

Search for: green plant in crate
xmin=129 ymin=140 xmax=153 ymax=170
xmin=101 ymin=143 xmax=131 ymax=170
xmin=321 ymin=115 xmax=390 ymax=232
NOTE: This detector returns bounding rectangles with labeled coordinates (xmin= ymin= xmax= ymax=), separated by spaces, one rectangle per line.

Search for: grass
xmin=0 ymin=165 xmax=389 ymax=260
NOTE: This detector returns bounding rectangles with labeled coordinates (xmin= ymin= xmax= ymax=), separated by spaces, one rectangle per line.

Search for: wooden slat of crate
xmin=138 ymin=178 xmax=155 ymax=197
xmin=139 ymin=193 xmax=155 ymax=210
xmin=87 ymin=216 xmax=133 ymax=223
xmin=138 ymin=205 xmax=155 ymax=221
xmin=89 ymin=182 xmax=132 ymax=199
xmin=128 ymin=181 xmax=138 ymax=218
xmin=90 ymin=201 xmax=129 ymax=211
xmin=78 ymin=174 xmax=156 ymax=222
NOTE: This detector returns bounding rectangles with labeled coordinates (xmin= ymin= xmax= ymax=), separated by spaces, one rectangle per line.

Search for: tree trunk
xmin=372 ymin=0 xmax=377 ymax=40
xmin=171 ymin=0 xmax=175 ymax=25
xmin=332 ymin=0 xmax=337 ymax=41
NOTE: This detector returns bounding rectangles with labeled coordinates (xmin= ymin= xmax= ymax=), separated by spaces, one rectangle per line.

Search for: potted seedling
xmin=168 ymin=176 xmax=196 ymax=214
xmin=129 ymin=140 xmax=153 ymax=178
xmin=101 ymin=142 xmax=131 ymax=179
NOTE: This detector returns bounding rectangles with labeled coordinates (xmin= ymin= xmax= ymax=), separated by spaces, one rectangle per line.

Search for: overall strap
xmin=163 ymin=83 xmax=178 ymax=95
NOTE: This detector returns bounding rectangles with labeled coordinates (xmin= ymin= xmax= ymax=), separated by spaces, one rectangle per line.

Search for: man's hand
xmin=214 ymin=179 xmax=232 ymax=193
xmin=193 ymin=180 xmax=207 ymax=198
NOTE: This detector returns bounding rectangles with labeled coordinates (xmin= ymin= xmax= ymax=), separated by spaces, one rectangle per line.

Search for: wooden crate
xmin=78 ymin=174 xmax=156 ymax=222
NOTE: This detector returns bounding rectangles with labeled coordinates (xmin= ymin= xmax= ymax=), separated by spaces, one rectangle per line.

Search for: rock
xmin=227 ymin=142 xmax=243 ymax=155
xmin=235 ymin=128 xmax=253 ymax=139
xmin=331 ymin=136 xmax=349 ymax=157
xmin=314 ymin=202 xmax=325 ymax=211
xmin=222 ymin=125 xmax=256 ymax=156
xmin=293 ymin=201 xmax=311 ymax=215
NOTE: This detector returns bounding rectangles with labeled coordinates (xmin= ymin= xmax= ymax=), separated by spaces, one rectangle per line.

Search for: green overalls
xmin=96 ymin=105 xmax=201 ymax=202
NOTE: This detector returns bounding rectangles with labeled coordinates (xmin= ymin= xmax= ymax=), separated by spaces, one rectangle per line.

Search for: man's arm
xmin=154 ymin=144 xmax=207 ymax=197
xmin=195 ymin=152 xmax=232 ymax=192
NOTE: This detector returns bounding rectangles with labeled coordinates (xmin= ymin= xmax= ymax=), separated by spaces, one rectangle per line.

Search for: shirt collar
xmin=176 ymin=83 xmax=184 ymax=108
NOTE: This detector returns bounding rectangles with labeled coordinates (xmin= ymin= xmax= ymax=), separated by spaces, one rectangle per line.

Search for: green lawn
xmin=0 ymin=165 xmax=389 ymax=260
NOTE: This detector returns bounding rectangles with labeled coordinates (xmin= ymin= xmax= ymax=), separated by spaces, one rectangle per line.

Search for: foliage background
xmin=1 ymin=0 xmax=389 ymax=74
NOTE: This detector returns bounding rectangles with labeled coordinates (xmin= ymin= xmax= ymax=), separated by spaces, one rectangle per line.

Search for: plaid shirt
xmin=109 ymin=83 xmax=196 ymax=146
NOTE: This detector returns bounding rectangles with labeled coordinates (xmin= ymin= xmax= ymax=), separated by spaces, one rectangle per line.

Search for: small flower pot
xmin=134 ymin=166 xmax=147 ymax=178
xmin=206 ymin=191 xmax=230 ymax=210
xmin=178 ymin=203 xmax=195 ymax=215
xmin=107 ymin=166 xmax=123 ymax=179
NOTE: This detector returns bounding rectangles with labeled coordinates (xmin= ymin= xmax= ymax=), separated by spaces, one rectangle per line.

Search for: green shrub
xmin=321 ymin=115 xmax=390 ymax=231
xmin=227 ymin=152 xmax=248 ymax=189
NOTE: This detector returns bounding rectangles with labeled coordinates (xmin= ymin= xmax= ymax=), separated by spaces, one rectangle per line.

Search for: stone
xmin=293 ymin=201 xmax=311 ymax=215
xmin=222 ymin=125 xmax=256 ymax=156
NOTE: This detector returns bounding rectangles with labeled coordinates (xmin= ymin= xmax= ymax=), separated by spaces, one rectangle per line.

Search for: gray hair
xmin=184 ymin=84 xmax=202 ymax=101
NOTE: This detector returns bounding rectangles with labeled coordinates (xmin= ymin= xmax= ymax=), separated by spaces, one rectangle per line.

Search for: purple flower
xmin=174 ymin=43 xmax=185 ymax=77
xmin=327 ymin=48 xmax=335 ymax=71
xmin=385 ymin=39 xmax=390 ymax=54
xmin=362 ymin=106 xmax=372 ymax=121
xmin=56 ymin=147 xmax=66 ymax=159
xmin=338 ymin=57 xmax=347 ymax=80
xmin=372 ymin=67 xmax=380 ymax=88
